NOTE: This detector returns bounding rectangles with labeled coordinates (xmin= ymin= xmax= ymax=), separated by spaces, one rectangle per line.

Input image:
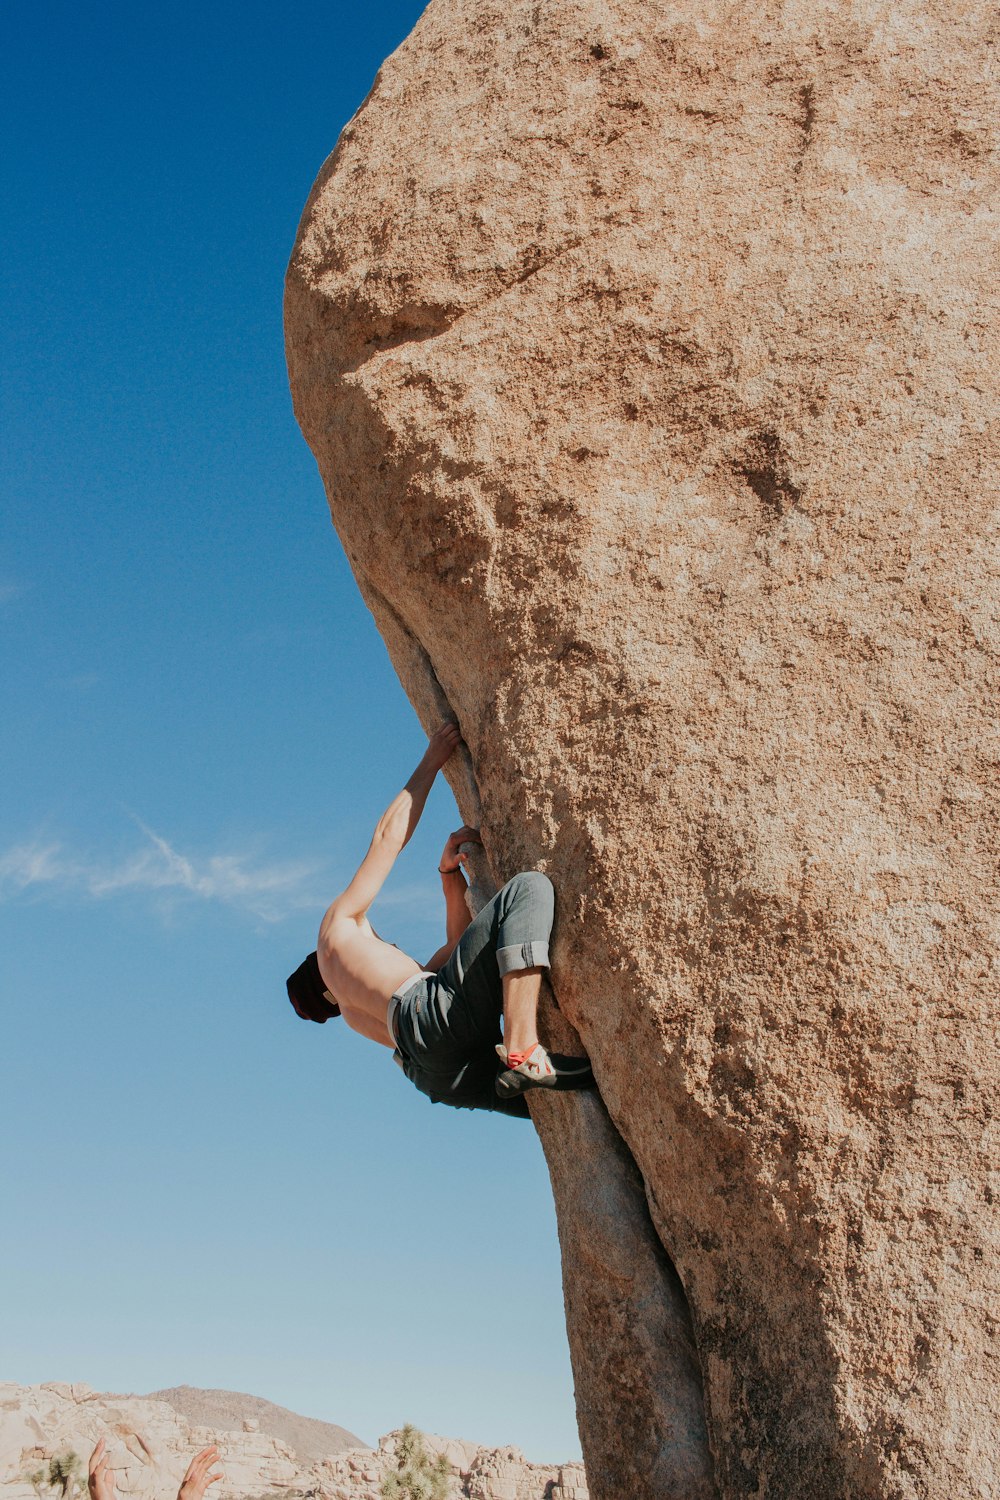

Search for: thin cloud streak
xmin=0 ymin=825 xmax=444 ymax=928
xmin=0 ymin=824 xmax=323 ymax=923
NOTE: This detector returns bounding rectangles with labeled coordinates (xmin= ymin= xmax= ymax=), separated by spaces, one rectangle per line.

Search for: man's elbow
xmin=372 ymin=813 xmax=407 ymax=854
xmin=424 ymin=942 xmax=454 ymax=971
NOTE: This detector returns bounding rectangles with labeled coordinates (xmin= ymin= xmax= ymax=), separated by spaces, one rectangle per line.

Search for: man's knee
xmin=495 ymin=872 xmax=554 ymax=977
xmin=506 ymin=869 xmax=553 ymax=901
xmin=503 ymin=869 xmax=555 ymax=923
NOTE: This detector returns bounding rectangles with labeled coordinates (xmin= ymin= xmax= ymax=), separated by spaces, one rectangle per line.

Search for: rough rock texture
xmin=531 ymin=1088 xmax=714 ymax=1497
xmin=465 ymin=867 xmax=715 ymax=1500
xmin=0 ymin=1385 xmax=585 ymax=1500
xmin=285 ymin=1 xmax=1000 ymax=1495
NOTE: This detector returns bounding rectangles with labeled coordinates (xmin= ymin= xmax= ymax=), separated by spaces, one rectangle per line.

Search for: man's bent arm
xmin=423 ymin=825 xmax=480 ymax=968
xmin=425 ymin=866 xmax=473 ymax=969
xmin=442 ymin=867 xmax=471 ymax=945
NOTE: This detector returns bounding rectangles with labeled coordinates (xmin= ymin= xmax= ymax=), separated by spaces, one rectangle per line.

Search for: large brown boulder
xmin=284 ymin=1 xmax=999 ymax=1495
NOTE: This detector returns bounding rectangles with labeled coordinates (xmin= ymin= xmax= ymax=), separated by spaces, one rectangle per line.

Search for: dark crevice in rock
xmin=319 ymin=220 xmax=628 ymax=382
xmin=734 ymin=428 xmax=803 ymax=520
xmin=335 ymin=302 xmax=463 ymax=376
xmin=350 ymin=575 xmax=484 ymax=824
xmin=792 ymin=82 xmax=816 ymax=176
xmin=798 ymin=82 xmax=816 ymax=146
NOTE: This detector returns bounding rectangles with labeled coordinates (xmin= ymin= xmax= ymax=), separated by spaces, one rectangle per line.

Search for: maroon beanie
xmin=286 ymin=951 xmax=340 ymax=1022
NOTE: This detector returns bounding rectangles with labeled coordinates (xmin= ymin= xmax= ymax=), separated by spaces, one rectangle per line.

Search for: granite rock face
xmin=0 ymin=1385 xmax=584 ymax=1500
xmin=285 ymin=2 xmax=999 ymax=1496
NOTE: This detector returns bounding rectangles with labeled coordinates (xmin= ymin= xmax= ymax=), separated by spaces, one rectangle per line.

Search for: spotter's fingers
xmin=186 ymin=1449 xmax=219 ymax=1478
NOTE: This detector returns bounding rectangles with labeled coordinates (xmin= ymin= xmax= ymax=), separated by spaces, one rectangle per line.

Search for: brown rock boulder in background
xmin=285 ymin=1 xmax=999 ymax=1496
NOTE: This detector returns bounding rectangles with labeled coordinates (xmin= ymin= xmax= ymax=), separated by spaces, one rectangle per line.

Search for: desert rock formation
xmin=146 ymin=1388 xmax=363 ymax=1463
xmin=0 ymin=1384 xmax=585 ymax=1500
xmin=285 ymin=1 xmax=1000 ymax=1496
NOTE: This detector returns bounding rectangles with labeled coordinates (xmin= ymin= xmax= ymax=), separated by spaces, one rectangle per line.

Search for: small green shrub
xmin=381 ymin=1424 xmax=450 ymax=1500
xmin=24 ymin=1452 xmax=86 ymax=1500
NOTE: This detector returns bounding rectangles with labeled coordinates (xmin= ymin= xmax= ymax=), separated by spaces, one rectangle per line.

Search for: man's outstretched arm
xmin=325 ymin=723 xmax=461 ymax=924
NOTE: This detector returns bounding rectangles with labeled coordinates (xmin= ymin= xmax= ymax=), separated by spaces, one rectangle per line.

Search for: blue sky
xmin=1 ymin=0 xmax=580 ymax=1462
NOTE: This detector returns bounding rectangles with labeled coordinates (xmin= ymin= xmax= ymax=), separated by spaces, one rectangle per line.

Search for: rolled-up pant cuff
xmin=496 ymin=941 xmax=550 ymax=977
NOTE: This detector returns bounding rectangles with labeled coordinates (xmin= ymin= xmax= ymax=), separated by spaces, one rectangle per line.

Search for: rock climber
xmin=285 ymin=722 xmax=594 ymax=1117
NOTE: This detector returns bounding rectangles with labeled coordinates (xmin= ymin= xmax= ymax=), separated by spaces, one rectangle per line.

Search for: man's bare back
xmin=317 ymin=915 xmax=423 ymax=1048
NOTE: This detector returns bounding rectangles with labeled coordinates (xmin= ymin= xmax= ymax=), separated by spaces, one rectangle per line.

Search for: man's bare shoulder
xmin=318 ymin=912 xmax=422 ymax=1007
xmin=319 ymin=899 xmax=398 ymax=964
xmin=319 ymin=908 xmax=400 ymax=958
xmin=318 ymin=902 xmax=361 ymax=947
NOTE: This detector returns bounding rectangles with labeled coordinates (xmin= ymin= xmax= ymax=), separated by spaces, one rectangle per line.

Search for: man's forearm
xmin=441 ymin=867 xmax=472 ymax=945
xmin=400 ymin=757 xmax=437 ymax=845
xmin=374 ymin=757 xmax=438 ymax=852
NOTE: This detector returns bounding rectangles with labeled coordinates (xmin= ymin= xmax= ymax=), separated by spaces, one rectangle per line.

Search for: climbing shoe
xmin=495 ymin=1042 xmax=558 ymax=1097
xmin=495 ymin=1044 xmax=596 ymax=1097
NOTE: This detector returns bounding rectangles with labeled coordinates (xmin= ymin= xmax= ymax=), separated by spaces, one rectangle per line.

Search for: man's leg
xmin=440 ymin=871 xmax=591 ymax=1093
xmin=441 ymin=870 xmax=554 ymax=1041
xmin=501 ymin=965 xmax=546 ymax=1058
xmin=491 ymin=874 xmax=593 ymax=1091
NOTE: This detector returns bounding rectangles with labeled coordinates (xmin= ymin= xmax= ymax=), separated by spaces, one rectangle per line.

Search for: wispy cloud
xmin=0 ymin=821 xmax=323 ymax=923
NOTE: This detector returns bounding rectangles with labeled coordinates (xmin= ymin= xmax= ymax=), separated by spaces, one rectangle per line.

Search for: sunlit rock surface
xmin=286 ymin=1 xmax=999 ymax=1494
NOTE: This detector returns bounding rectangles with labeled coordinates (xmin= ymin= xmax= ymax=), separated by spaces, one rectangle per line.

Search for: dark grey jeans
xmin=393 ymin=870 xmax=554 ymax=1116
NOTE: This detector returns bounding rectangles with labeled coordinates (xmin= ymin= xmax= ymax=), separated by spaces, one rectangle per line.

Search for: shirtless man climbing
xmin=286 ymin=722 xmax=593 ymax=1116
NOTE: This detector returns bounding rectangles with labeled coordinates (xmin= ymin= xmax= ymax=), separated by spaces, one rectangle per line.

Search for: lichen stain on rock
xmin=285 ymin=2 xmax=1000 ymax=1496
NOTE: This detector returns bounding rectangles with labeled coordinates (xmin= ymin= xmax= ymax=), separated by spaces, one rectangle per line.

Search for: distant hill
xmin=144 ymin=1386 xmax=369 ymax=1460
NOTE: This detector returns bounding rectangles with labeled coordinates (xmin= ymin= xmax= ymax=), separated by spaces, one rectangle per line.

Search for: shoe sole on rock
xmin=495 ymin=1066 xmax=560 ymax=1098
xmin=547 ymin=1053 xmax=594 ymax=1079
